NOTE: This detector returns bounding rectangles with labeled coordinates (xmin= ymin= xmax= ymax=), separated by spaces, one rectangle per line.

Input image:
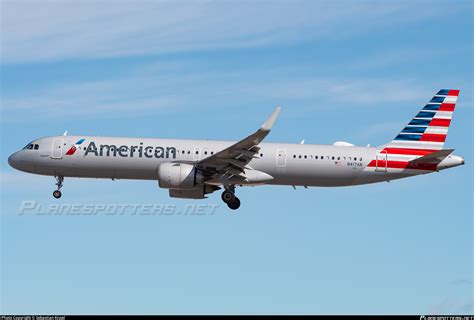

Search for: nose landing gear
xmin=221 ymin=186 xmax=241 ymax=210
xmin=53 ymin=176 xmax=64 ymax=199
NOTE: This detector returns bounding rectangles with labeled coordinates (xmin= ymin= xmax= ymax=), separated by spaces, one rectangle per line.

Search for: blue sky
xmin=1 ymin=0 xmax=472 ymax=314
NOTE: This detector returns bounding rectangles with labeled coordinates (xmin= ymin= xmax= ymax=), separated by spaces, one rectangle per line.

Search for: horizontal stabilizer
xmin=409 ymin=149 xmax=454 ymax=164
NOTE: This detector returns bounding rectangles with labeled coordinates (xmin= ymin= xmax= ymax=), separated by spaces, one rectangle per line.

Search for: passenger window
xmin=337 ymin=156 xmax=340 ymax=160
xmin=293 ymin=155 xmax=296 ymax=158
xmin=304 ymin=155 xmax=307 ymax=159
xmin=299 ymin=155 xmax=301 ymax=159
xmin=315 ymin=156 xmax=318 ymax=159
xmin=332 ymin=156 xmax=335 ymax=160
xmin=359 ymin=157 xmax=362 ymax=161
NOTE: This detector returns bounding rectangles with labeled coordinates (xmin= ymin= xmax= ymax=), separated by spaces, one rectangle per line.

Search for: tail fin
xmin=385 ymin=89 xmax=460 ymax=151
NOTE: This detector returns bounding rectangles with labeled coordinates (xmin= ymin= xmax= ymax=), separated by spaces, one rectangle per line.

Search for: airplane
xmin=8 ymin=89 xmax=464 ymax=210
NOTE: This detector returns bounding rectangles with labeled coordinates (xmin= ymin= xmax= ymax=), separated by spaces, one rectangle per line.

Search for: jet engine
xmin=168 ymin=185 xmax=220 ymax=199
xmin=158 ymin=163 xmax=204 ymax=189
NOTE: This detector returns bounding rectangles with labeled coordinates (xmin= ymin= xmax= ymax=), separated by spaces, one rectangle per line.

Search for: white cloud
xmin=0 ymin=0 xmax=454 ymax=64
xmin=251 ymin=77 xmax=428 ymax=104
xmin=352 ymin=121 xmax=405 ymax=143
xmin=430 ymin=297 xmax=473 ymax=314
xmin=450 ymin=278 xmax=473 ymax=286
xmin=1 ymin=60 xmax=435 ymax=121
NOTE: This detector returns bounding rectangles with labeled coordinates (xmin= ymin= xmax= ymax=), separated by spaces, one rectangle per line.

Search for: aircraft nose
xmin=8 ymin=152 xmax=18 ymax=169
xmin=8 ymin=151 xmax=35 ymax=173
xmin=8 ymin=150 xmax=28 ymax=171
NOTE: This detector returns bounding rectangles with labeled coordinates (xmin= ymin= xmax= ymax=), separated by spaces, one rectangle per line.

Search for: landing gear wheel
xmin=53 ymin=176 xmax=64 ymax=199
xmin=227 ymin=197 xmax=241 ymax=210
xmin=221 ymin=190 xmax=235 ymax=203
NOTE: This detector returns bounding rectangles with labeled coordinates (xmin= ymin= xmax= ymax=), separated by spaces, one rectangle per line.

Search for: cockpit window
xmin=23 ymin=143 xmax=39 ymax=150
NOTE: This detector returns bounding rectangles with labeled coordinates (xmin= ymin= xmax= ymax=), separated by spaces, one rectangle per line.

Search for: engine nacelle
xmin=169 ymin=185 xmax=220 ymax=199
xmin=158 ymin=163 xmax=204 ymax=190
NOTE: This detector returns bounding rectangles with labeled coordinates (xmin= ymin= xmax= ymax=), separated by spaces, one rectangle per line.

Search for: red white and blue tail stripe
xmin=366 ymin=89 xmax=460 ymax=172
xmin=386 ymin=89 xmax=459 ymax=151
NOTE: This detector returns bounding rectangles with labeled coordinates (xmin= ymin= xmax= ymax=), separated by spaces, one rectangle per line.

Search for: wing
xmin=196 ymin=107 xmax=281 ymax=181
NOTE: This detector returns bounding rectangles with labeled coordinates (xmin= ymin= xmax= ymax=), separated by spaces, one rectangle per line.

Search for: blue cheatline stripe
xmin=402 ymin=126 xmax=426 ymax=134
xmin=409 ymin=119 xmax=431 ymax=126
xmin=415 ymin=111 xmax=436 ymax=118
xmin=430 ymin=96 xmax=445 ymax=103
xmin=423 ymin=104 xmax=441 ymax=111
xmin=76 ymin=138 xmax=86 ymax=145
xmin=394 ymin=134 xmax=422 ymax=141
xmin=437 ymin=89 xmax=450 ymax=95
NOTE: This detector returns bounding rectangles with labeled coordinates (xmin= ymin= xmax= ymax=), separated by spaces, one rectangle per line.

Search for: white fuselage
xmin=7 ymin=135 xmax=464 ymax=188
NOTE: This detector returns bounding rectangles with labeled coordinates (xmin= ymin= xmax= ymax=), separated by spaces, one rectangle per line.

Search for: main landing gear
xmin=221 ymin=186 xmax=240 ymax=210
xmin=53 ymin=176 xmax=64 ymax=199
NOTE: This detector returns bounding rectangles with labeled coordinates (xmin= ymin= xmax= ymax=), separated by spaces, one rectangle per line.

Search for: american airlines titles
xmin=84 ymin=141 xmax=176 ymax=159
